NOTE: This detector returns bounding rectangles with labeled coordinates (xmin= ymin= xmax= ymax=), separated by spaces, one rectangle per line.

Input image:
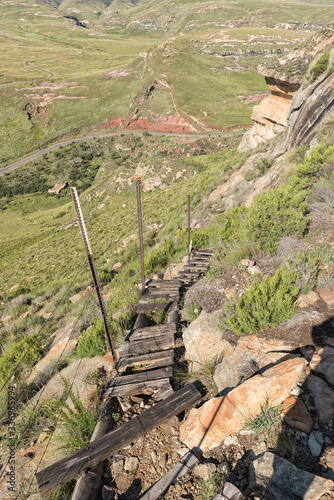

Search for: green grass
xmin=0 ymin=0 xmax=331 ymax=163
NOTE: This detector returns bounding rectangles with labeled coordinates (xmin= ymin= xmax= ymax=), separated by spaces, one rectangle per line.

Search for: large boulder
xmin=183 ymin=310 xmax=233 ymax=371
xmin=27 ymin=321 xmax=80 ymax=386
xmin=29 ymin=354 xmax=113 ymax=409
xmin=249 ymin=452 xmax=334 ymax=500
xmin=238 ymin=72 xmax=300 ymax=153
xmin=180 ymin=356 xmax=306 ymax=452
xmin=213 ymin=335 xmax=297 ymax=395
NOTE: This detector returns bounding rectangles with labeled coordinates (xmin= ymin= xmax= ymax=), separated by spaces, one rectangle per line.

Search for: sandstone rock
xmin=27 ymin=321 xmax=80 ymax=386
xmin=224 ymin=435 xmax=238 ymax=446
xmin=69 ymin=286 xmax=93 ymax=304
xmin=192 ymin=462 xmax=217 ymax=481
xmin=183 ymin=310 xmax=233 ymax=371
xmin=274 ymin=72 xmax=334 ymax=157
xmin=238 ymin=72 xmax=300 ymax=153
xmin=124 ymin=456 xmax=139 ymax=472
xmin=315 ymin=288 xmax=334 ymax=307
xmin=208 ymin=154 xmax=259 ymax=202
xmin=213 ymin=336 xmax=297 ymax=395
xmin=310 ymin=345 xmax=334 ymax=386
xmin=48 ymin=182 xmax=68 ymax=195
xmin=306 ymin=373 xmax=334 ymax=424
xmin=240 ymin=259 xmax=255 ymax=267
xmin=30 ymin=354 xmax=113 ymax=409
xmin=163 ymin=262 xmax=186 ymax=280
xmin=249 ymin=451 xmax=334 ymax=500
xmin=112 ymin=262 xmax=122 ymax=272
xmin=247 ymin=265 xmax=262 ymax=276
xmin=296 ymin=291 xmax=320 ymax=308
xmin=308 ymin=430 xmax=323 ymax=457
xmin=180 ymin=356 xmax=306 ymax=451
xmin=281 ymin=396 xmax=313 ymax=433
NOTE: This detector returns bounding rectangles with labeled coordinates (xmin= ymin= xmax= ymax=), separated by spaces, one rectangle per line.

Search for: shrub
xmin=223 ymin=266 xmax=300 ymax=335
xmin=145 ymin=240 xmax=175 ymax=273
xmin=247 ymin=185 xmax=309 ymax=255
xmin=217 ymin=205 xmax=248 ymax=245
xmin=76 ymin=319 xmax=107 ymax=358
xmin=311 ymin=52 xmax=330 ymax=82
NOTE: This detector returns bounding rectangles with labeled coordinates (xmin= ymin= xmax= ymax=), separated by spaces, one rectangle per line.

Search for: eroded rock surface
xmin=249 ymin=452 xmax=334 ymax=500
xmin=180 ymin=356 xmax=306 ymax=451
xmin=183 ymin=310 xmax=233 ymax=371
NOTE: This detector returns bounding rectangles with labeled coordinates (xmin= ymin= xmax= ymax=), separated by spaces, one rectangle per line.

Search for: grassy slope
xmin=0 ymin=134 xmax=243 ymax=294
xmin=0 ymin=0 xmax=331 ymax=164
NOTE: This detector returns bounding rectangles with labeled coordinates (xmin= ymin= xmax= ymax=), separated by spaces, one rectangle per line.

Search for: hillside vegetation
xmin=1 ymin=0 xmax=333 ymax=164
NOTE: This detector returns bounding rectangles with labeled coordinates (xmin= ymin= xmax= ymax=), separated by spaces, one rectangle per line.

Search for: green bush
xmin=311 ymin=52 xmax=330 ymax=82
xmin=224 ymin=266 xmax=300 ymax=335
xmin=144 ymin=240 xmax=175 ymax=273
xmin=247 ymin=185 xmax=309 ymax=255
xmin=76 ymin=319 xmax=108 ymax=358
xmin=217 ymin=206 xmax=248 ymax=245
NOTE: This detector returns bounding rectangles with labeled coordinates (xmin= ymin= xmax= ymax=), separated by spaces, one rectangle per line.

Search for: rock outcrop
xmin=27 ymin=321 xmax=80 ymax=386
xmin=182 ymin=310 xmax=233 ymax=371
xmin=238 ymin=70 xmax=301 ymax=152
xmin=249 ymin=452 xmax=334 ymax=500
xmin=180 ymin=356 xmax=306 ymax=451
xmin=274 ymin=71 xmax=334 ymax=157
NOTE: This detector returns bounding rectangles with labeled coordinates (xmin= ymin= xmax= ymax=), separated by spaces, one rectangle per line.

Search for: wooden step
xmin=134 ymin=301 xmax=172 ymax=314
xmin=188 ymin=260 xmax=210 ymax=266
xmin=139 ymin=293 xmax=179 ymax=304
xmin=102 ymin=366 xmax=173 ymax=392
xmin=102 ymin=377 xmax=171 ymax=398
xmin=146 ymin=280 xmax=181 ymax=288
xmin=125 ymin=323 xmax=177 ymax=341
xmin=140 ymin=452 xmax=198 ymax=500
xmin=118 ymin=332 xmax=174 ymax=357
xmin=36 ymin=385 xmax=202 ymax=496
xmin=115 ymin=349 xmax=175 ymax=374
xmin=184 ymin=265 xmax=209 ymax=271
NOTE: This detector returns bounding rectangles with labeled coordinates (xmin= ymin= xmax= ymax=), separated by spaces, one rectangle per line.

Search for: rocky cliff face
xmin=238 ymin=70 xmax=301 ymax=152
xmin=239 ymin=25 xmax=334 ymax=154
xmin=273 ymin=71 xmax=334 ymax=157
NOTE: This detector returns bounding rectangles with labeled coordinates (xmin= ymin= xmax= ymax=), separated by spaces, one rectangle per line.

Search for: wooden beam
xmin=71 ymin=400 xmax=114 ymax=500
xmin=184 ymin=265 xmax=209 ymax=271
xmin=139 ymin=293 xmax=178 ymax=304
xmin=139 ymin=452 xmax=198 ymax=500
xmin=36 ymin=385 xmax=202 ymax=496
xmin=115 ymin=349 xmax=175 ymax=374
xmin=117 ymin=333 xmax=174 ymax=357
xmin=102 ymin=366 xmax=173 ymax=391
xmin=125 ymin=323 xmax=177 ymax=341
xmin=102 ymin=377 xmax=171 ymax=398
xmin=134 ymin=301 xmax=172 ymax=314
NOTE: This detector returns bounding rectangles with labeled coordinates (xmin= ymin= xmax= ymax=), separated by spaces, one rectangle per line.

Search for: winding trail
xmin=0 ymin=130 xmax=244 ymax=175
xmin=25 ymin=61 xmax=54 ymax=79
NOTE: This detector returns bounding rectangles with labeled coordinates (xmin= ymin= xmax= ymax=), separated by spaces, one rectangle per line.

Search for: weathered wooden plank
xmin=178 ymin=271 xmax=201 ymax=277
xmin=118 ymin=333 xmax=174 ymax=357
xmin=213 ymin=482 xmax=245 ymax=500
xmin=125 ymin=323 xmax=177 ymax=341
xmin=36 ymin=385 xmax=202 ymax=496
xmin=133 ymin=313 xmax=149 ymax=330
xmin=102 ymin=378 xmax=171 ymax=398
xmin=102 ymin=367 xmax=173 ymax=391
xmin=71 ymin=400 xmax=114 ymax=500
xmin=152 ymin=384 xmax=174 ymax=401
xmin=134 ymin=301 xmax=172 ymax=314
xmin=115 ymin=349 xmax=175 ymax=374
xmin=184 ymin=265 xmax=209 ymax=271
xmin=139 ymin=452 xmax=198 ymax=500
xmin=146 ymin=281 xmax=181 ymax=288
xmin=139 ymin=293 xmax=178 ymax=304
xmin=187 ymin=260 xmax=210 ymax=266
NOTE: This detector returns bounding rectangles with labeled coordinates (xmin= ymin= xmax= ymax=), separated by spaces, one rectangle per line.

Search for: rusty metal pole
xmin=165 ymin=239 xmax=173 ymax=280
xmin=188 ymin=195 xmax=191 ymax=262
xmin=136 ymin=180 xmax=145 ymax=291
xmin=71 ymin=187 xmax=118 ymax=362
